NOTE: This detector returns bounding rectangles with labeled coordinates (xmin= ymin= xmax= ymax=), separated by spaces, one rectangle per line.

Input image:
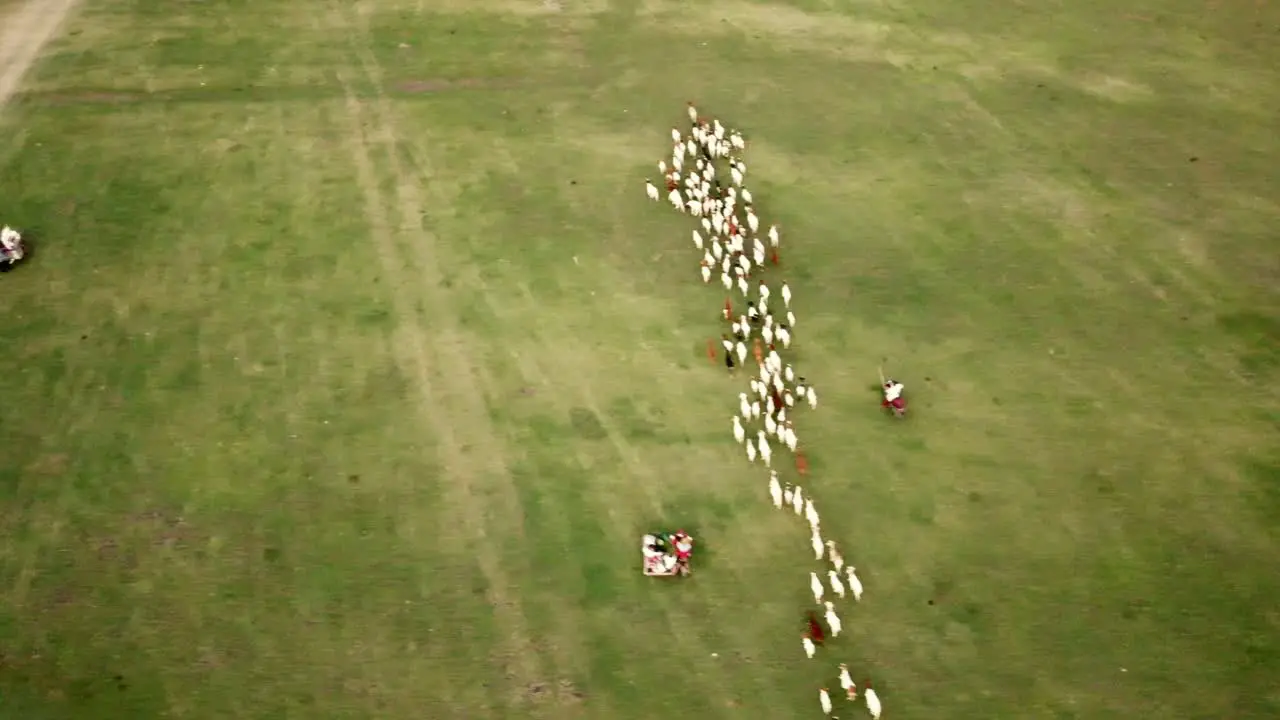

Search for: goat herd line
xmin=643 ymin=104 xmax=884 ymax=718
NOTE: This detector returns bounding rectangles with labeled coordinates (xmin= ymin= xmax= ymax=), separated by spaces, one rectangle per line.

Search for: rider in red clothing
xmin=881 ymin=379 xmax=906 ymax=416
xmin=671 ymin=531 xmax=694 ymax=561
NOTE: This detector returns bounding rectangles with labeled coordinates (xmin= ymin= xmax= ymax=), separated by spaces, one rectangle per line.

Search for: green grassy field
xmin=2 ymin=0 xmax=1278 ymax=718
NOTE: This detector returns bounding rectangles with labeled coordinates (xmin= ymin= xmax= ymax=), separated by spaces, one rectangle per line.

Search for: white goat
xmin=826 ymin=541 xmax=844 ymax=573
xmin=838 ymin=664 xmax=855 ymax=699
xmin=824 ymin=601 xmax=842 ymax=637
xmin=828 ymin=570 xmax=845 ymax=599
xmin=845 ymin=567 xmax=863 ymax=602
xmin=776 ymin=326 xmax=791 ymax=348
xmin=865 ymin=685 xmax=881 ymax=719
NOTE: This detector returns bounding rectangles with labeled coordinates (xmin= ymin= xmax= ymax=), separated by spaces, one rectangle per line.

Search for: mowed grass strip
xmin=1 ymin=0 xmax=1278 ymax=719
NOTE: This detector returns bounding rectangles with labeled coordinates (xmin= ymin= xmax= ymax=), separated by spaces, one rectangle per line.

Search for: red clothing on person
xmin=672 ymin=532 xmax=694 ymax=561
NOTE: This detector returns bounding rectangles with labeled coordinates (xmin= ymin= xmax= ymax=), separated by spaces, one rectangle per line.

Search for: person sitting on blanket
xmin=672 ymin=531 xmax=693 ymax=561
xmin=644 ymin=539 xmax=662 ymax=559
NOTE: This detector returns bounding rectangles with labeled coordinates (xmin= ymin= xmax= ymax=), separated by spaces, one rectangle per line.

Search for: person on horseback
xmin=881 ymin=379 xmax=906 ymax=417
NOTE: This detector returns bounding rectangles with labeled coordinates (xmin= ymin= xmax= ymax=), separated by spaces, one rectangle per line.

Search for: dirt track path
xmin=0 ymin=0 xmax=81 ymax=112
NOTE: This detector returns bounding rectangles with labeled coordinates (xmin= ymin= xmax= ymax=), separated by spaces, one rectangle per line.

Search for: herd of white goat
xmin=645 ymin=104 xmax=883 ymax=718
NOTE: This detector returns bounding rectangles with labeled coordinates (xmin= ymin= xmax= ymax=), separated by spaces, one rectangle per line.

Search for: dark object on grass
xmin=807 ymin=612 xmax=825 ymax=644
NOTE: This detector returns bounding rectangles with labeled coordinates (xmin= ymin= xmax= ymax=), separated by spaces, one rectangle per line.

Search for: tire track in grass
xmin=0 ymin=0 xmax=82 ymax=116
xmin=487 ymin=280 xmax=792 ymax=715
xmin=415 ymin=268 xmax=700 ymax=713
xmin=504 ymin=336 xmax=732 ymax=716
xmin=329 ymin=3 xmax=544 ymax=712
xmin=420 ymin=257 xmax=705 ymax=707
xmin=332 ymin=76 xmax=491 ymax=714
